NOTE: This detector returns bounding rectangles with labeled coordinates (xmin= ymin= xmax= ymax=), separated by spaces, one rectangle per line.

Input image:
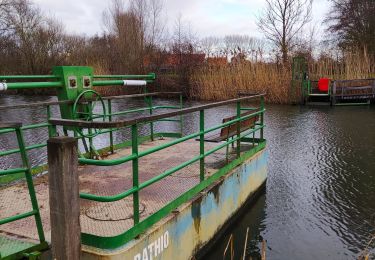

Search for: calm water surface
xmin=0 ymin=95 xmax=374 ymax=259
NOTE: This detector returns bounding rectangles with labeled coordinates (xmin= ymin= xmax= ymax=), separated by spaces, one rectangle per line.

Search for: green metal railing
xmin=1 ymin=68 xmax=266 ymax=253
xmin=0 ymin=92 xmax=183 ymax=258
xmin=49 ymin=94 xmax=266 ymax=249
xmin=0 ymin=123 xmax=48 ymax=259
xmin=0 ymin=92 xmax=183 ymax=178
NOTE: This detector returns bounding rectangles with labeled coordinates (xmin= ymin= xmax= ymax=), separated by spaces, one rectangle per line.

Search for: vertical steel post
xmin=236 ymin=101 xmax=241 ymax=158
xmin=108 ymin=99 xmax=114 ymax=153
xmin=199 ymin=110 xmax=205 ymax=181
xmin=46 ymin=105 xmax=56 ymax=137
xmin=15 ymin=128 xmax=45 ymax=243
xmin=260 ymin=96 xmax=264 ymax=141
xmin=132 ymin=124 xmax=140 ymax=225
xmin=88 ymin=101 xmax=93 ymax=158
xmin=143 ymin=88 xmax=154 ymax=141
xmin=148 ymin=96 xmax=154 ymax=141
xmin=180 ymin=94 xmax=183 ymax=137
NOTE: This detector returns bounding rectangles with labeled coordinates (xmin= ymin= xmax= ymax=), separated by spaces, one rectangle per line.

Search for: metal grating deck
xmin=0 ymin=138 xmax=248 ymax=241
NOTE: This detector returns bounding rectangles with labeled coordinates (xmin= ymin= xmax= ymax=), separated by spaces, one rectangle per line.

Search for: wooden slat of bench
xmin=204 ymin=111 xmax=259 ymax=142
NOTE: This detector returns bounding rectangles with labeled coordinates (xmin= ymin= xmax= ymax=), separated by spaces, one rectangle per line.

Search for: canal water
xmin=0 ymin=95 xmax=374 ymax=259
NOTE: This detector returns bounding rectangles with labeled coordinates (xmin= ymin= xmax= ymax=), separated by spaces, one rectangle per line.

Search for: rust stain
xmin=191 ymin=195 xmax=202 ymax=233
xmin=208 ymin=179 xmax=223 ymax=205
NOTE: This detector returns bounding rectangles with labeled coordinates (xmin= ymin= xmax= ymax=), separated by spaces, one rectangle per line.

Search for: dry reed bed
xmin=190 ymin=52 xmax=374 ymax=104
xmin=190 ymin=63 xmax=291 ymax=104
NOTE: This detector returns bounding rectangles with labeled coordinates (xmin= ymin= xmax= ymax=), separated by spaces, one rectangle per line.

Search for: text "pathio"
xmin=134 ymin=231 xmax=169 ymax=260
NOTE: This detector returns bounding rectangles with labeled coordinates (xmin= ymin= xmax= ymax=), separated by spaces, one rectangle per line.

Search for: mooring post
xmin=47 ymin=136 xmax=81 ymax=260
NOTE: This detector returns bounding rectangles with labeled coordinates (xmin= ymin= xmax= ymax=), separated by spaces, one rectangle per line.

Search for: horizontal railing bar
xmin=153 ymin=106 xmax=181 ymax=109
xmin=0 ymin=143 xmax=46 ymax=157
xmin=0 ymin=92 xmax=181 ymax=110
xmin=78 ymin=110 xmax=264 ymax=166
xmin=101 ymin=92 xmax=181 ymax=101
xmin=109 ymin=105 xmax=180 ymax=117
xmin=0 ymin=210 xmax=37 ymax=225
xmin=78 ymin=154 xmax=137 ymax=166
xmin=0 ymin=75 xmax=58 ymax=80
xmin=80 ymin=125 xmax=264 ymax=202
xmin=156 ymin=119 xmax=180 ymax=122
xmin=240 ymin=107 xmax=257 ymax=111
xmin=80 ymin=187 xmax=138 ymax=202
xmin=333 ymin=78 xmax=375 ymax=83
xmin=49 ymin=94 xmax=265 ymax=129
xmin=0 ymin=122 xmax=50 ymax=134
xmin=110 ymin=107 xmax=154 ymax=116
xmin=7 ymin=82 xmax=63 ymax=89
xmin=93 ymin=74 xmax=156 ymax=80
xmin=204 ymin=126 xmax=264 ymax=158
xmin=0 ymin=168 xmax=27 ymax=176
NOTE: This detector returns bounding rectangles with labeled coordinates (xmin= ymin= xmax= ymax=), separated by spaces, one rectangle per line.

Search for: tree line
xmin=0 ymin=0 xmax=373 ymax=77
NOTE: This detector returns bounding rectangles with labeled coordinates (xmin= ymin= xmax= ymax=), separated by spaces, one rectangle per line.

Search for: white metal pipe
xmin=0 ymin=83 xmax=7 ymax=91
xmin=123 ymin=80 xmax=147 ymax=86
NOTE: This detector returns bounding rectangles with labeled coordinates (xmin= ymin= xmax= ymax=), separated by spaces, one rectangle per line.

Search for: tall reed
xmin=190 ymin=62 xmax=291 ymax=104
xmin=190 ymin=51 xmax=374 ymax=104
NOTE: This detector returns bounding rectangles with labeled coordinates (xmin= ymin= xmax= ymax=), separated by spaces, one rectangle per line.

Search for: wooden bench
xmin=204 ymin=110 xmax=259 ymax=143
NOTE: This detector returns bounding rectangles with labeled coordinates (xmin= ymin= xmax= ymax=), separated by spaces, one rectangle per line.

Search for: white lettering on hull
xmin=134 ymin=231 xmax=169 ymax=260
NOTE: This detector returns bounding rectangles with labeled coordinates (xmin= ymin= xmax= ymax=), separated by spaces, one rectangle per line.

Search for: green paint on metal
xmin=0 ymin=125 xmax=47 ymax=259
xmin=291 ymin=56 xmax=309 ymax=104
xmin=81 ymin=141 xmax=266 ymax=249
xmin=199 ymin=110 xmax=205 ymax=181
xmin=53 ymin=66 xmax=94 ymax=120
xmin=0 ymin=237 xmax=48 ymax=260
xmin=132 ymin=124 xmax=140 ymax=225
xmin=1 ymin=67 xmax=265 ymax=255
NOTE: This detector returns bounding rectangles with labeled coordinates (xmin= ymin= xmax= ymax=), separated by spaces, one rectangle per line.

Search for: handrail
xmin=79 ymin=125 xmax=264 ymax=202
xmin=0 ymin=75 xmax=58 ymax=80
xmin=0 ymin=92 xmax=182 ymax=110
xmin=77 ymin=110 xmax=264 ymax=166
xmin=49 ymin=94 xmax=266 ymax=129
xmin=93 ymin=73 xmax=156 ymax=80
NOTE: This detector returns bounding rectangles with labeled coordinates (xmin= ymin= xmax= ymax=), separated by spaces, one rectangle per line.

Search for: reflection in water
xmin=0 ymin=95 xmax=374 ymax=259
xmin=251 ymin=105 xmax=374 ymax=260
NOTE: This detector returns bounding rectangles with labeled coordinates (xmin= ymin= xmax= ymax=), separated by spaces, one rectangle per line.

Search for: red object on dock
xmin=318 ymin=78 xmax=330 ymax=92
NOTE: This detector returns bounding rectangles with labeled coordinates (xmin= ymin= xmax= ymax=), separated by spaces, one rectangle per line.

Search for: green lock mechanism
xmin=52 ymin=66 xmax=106 ymax=137
xmin=291 ymin=56 xmax=309 ymax=104
xmin=1 ymin=66 xmax=156 ymax=139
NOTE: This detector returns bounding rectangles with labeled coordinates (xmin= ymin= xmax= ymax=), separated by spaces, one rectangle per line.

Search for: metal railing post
xmin=149 ymin=96 xmax=154 ymax=141
xmin=47 ymin=136 xmax=80 ymax=260
xmin=199 ymin=110 xmax=205 ymax=181
xmin=260 ymin=96 xmax=264 ymax=141
xmin=236 ymin=101 xmax=241 ymax=158
xmin=108 ymin=99 xmax=114 ymax=153
xmin=132 ymin=124 xmax=140 ymax=224
xmin=15 ymin=127 xmax=45 ymax=243
xmin=46 ymin=105 xmax=56 ymax=137
xmin=180 ymin=94 xmax=183 ymax=137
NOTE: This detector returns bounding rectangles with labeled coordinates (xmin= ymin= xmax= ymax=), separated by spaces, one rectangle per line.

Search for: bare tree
xmin=200 ymin=36 xmax=220 ymax=58
xmin=325 ymin=0 xmax=375 ymax=55
xmin=257 ymin=0 xmax=312 ymax=64
xmin=102 ymin=0 xmax=165 ymax=73
xmin=1 ymin=0 xmax=66 ymax=74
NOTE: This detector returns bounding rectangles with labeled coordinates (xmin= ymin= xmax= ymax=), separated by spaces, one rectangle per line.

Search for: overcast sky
xmin=33 ymin=0 xmax=331 ymax=38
